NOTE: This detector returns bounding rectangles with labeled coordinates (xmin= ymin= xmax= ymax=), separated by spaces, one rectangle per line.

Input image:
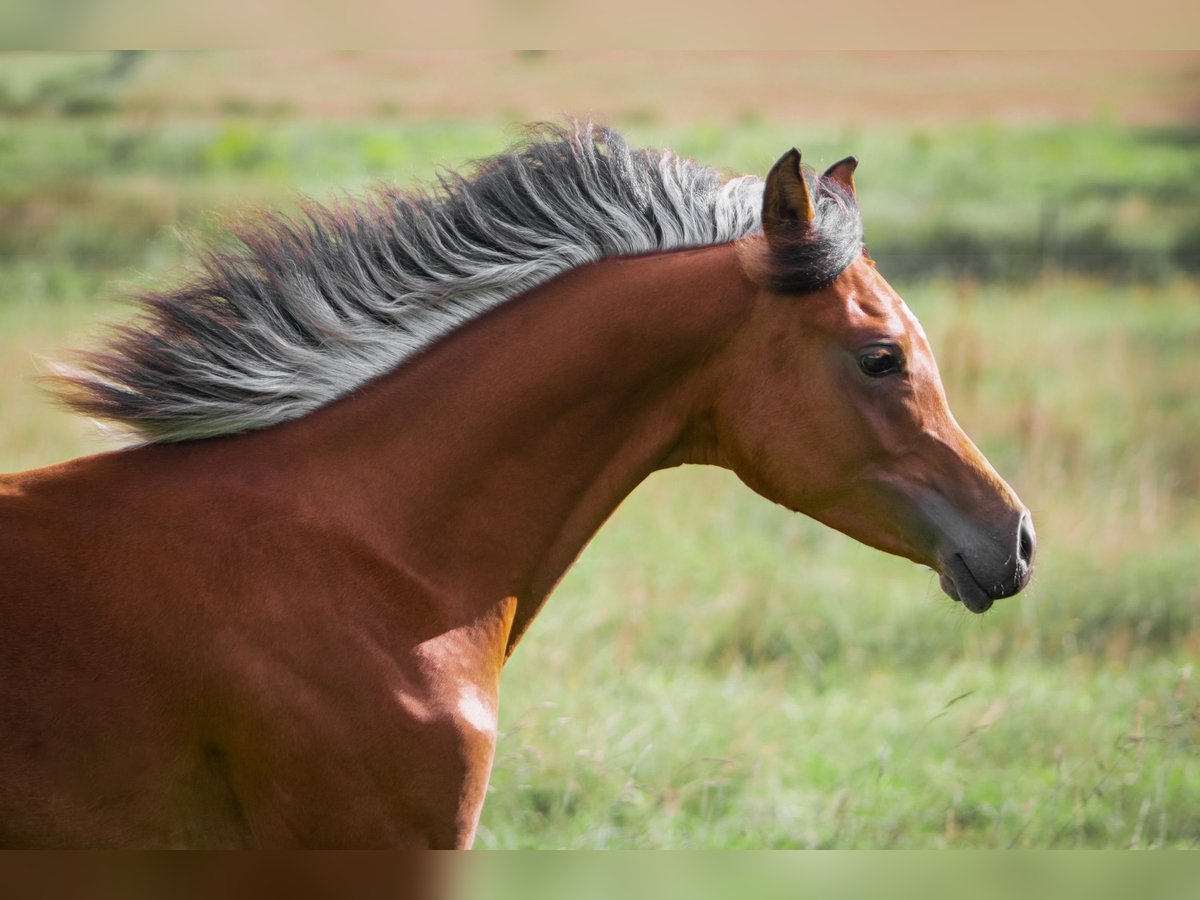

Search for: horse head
xmin=717 ymin=149 xmax=1035 ymax=612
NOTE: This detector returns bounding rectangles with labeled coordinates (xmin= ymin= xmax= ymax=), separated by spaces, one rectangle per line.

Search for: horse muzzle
xmin=937 ymin=510 xmax=1036 ymax=613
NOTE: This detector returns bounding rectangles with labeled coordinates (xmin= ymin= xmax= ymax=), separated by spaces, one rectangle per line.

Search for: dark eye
xmin=857 ymin=347 xmax=902 ymax=378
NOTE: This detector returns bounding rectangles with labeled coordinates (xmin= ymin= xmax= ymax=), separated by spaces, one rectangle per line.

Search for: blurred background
xmin=0 ymin=51 xmax=1196 ymax=848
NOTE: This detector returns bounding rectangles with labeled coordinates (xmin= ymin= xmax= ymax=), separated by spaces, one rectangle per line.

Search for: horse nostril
xmin=1017 ymin=512 xmax=1036 ymax=571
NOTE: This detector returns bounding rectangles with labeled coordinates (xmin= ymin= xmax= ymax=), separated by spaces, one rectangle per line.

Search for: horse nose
xmin=1015 ymin=511 xmax=1036 ymax=587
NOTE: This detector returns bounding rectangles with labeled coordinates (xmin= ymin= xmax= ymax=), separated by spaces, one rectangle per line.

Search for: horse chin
xmin=938 ymin=566 xmax=994 ymax=614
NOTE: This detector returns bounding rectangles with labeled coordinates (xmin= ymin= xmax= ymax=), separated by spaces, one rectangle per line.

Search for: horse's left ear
xmin=762 ymin=148 xmax=816 ymax=240
xmin=823 ymin=156 xmax=858 ymax=200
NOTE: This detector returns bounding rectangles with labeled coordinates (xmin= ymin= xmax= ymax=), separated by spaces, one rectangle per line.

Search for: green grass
xmin=1 ymin=59 xmax=1197 ymax=846
xmin=0 ymin=112 xmax=1196 ymax=280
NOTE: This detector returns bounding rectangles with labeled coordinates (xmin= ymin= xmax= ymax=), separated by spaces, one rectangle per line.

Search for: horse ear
xmin=823 ymin=155 xmax=858 ymax=200
xmin=762 ymin=148 xmax=815 ymax=239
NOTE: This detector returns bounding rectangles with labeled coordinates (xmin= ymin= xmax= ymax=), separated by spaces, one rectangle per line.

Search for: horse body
xmin=0 ymin=126 xmax=1034 ymax=847
xmin=0 ymin=244 xmax=752 ymax=847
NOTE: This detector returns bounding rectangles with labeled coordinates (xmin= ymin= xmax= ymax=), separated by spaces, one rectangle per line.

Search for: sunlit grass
xmin=0 ymin=116 xmax=1196 ymax=279
xmin=486 ymin=655 xmax=1198 ymax=848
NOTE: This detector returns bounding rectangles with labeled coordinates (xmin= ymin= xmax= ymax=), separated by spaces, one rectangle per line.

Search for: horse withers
xmin=0 ymin=125 xmax=1033 ymax=847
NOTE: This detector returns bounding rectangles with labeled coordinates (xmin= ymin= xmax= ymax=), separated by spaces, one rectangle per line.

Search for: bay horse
xmin=0 ymin=124 xmax=1034 ymax=848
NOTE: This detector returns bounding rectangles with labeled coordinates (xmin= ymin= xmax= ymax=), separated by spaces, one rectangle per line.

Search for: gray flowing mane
xmin=53 ymin=123 xmax=862 ymax=442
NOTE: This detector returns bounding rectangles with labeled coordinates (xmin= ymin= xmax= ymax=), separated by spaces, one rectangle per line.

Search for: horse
xmin=0 ymin=123 xmax=1034 ymax=848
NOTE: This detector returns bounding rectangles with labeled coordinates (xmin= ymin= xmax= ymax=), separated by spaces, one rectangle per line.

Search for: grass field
xmin=1 ymin=53 xmax=1197 ymax=848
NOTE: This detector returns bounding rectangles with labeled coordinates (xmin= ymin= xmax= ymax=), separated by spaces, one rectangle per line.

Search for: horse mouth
xmin=938 ymin=555 xmax=994 ymax=614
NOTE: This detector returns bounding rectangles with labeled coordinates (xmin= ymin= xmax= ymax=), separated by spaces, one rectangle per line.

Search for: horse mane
xmin=50 ymin=122 xmax=863 ymax=442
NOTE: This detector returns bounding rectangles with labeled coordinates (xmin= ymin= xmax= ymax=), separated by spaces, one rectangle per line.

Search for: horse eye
xmin=857 ymin=348 xmax=901 ymax=378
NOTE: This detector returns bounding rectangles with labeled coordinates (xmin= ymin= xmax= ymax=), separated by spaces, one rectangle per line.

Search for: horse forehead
xmin=844 ymin=286 xmax=926 ymax=341
xmin=895 ymin=296 xmax=929 ymax=343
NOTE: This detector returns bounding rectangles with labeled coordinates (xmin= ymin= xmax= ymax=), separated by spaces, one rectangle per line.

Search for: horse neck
xmin=269 ymin=241 xmax=754 ymax=649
